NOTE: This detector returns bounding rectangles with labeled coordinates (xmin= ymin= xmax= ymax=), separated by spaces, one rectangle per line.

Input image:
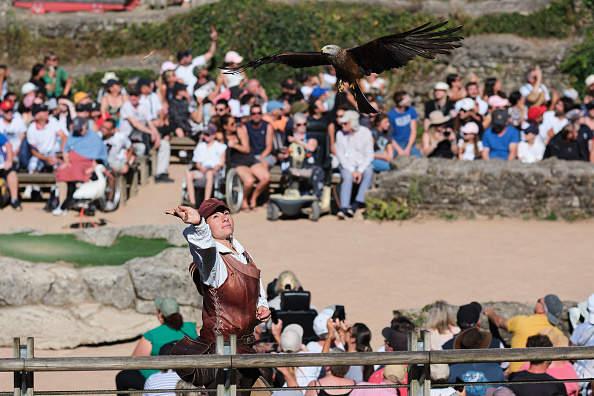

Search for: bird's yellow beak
xmin=321 ymin=48 xmax=326 ymax=53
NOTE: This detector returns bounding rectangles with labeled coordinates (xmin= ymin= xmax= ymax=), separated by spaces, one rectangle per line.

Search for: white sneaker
xmin=52 ymin=207 xmax=68 ymax=216
xmin=105 ymin=201 xmax=115 ymax=211
xmin=22 ymin=185 xmax=33 ymax=199
xmin=178 ymin=150 xmax=188 ymax=158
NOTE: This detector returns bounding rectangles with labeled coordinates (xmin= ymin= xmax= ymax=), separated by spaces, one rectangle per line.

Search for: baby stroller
xmin=267 ymin=141 xmax=331 ymax=221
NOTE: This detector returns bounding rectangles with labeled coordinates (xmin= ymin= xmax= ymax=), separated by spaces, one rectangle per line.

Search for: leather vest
xmin=191 ymin=251 xmax=261 ymax=343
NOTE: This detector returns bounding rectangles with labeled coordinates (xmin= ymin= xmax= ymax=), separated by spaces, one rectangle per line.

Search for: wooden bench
xmin=17 ymin=172 xmax=56 ymax=188
xmin=170 ymin=136 xmax=197 ymax=152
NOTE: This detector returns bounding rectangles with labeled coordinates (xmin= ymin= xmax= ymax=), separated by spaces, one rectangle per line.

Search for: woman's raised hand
xmin=165 ymin=205 xmax=202 ymax=225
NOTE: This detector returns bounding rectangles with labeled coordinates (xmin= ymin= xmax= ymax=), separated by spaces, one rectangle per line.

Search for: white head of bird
xmin=321 ymin=45 xmax=341 ymax=55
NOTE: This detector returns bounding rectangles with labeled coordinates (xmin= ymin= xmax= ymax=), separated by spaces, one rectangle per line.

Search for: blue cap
xmin=523 ymin=123 xmax=539 ymax=135
xmin=310 ymin=87 xmax=329 ymax=99
xmin=267 ymin=100 xmax=285 ymax=113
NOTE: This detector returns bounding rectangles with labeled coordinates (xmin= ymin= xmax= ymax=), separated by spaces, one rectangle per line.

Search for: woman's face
xmin=109 ymin=84 xmax=122 ymax=95
xmin=494 ymin=80 xmax=502 ymax=91
xmin=37 ymin=68 xmax=46 ymax=78
xmin=224 ymin=118 xmax=237 ymax=133
xmin=206 ymin=210 xmax=234 ymax=240
xmin=379 ymin=118 xmax=390 ymax=131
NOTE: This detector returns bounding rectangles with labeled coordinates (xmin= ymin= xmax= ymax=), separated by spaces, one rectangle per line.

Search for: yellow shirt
xmin=506 ymin=314 xmax=562 ymax=372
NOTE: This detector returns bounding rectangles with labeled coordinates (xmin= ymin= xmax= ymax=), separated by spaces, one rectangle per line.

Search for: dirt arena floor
xmin=1 ymin=162 xmax=593 ymax=392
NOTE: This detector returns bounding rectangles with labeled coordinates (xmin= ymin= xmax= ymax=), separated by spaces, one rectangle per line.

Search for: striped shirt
xmin=143 ymin=370 xmax=181 ymax=396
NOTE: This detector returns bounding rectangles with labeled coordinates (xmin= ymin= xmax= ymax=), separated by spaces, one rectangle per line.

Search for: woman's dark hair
xmin=446 ymin=74 xmax=458 ymax=87
xmin=162 ymin=312 xmax=183 ymax=331
xmin=221 ymin=114 xmax=234 ymax=130
xmin=31 ymin=63 xmax=44 ymax=78
xmin=509 ymin=91 xmax=522 ymax=106
xmin=484 ymin=78 xmax=498 ymax=98
xmin=391 ymin=315 xmax=416 ymax=333
xmin=351 ymin=323 xmax=373 ymax=381
xmin=372 ymin=114 xmax=389 ymax=130
xmin=329 ymin=348 xmax=350 ymax=377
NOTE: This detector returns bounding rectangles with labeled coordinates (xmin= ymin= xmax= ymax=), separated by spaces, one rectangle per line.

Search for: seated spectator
xmin=457 ymin=122 xmax=482 ymax=161
xmin=520 ymin=68 xmax=551 ymax=107
xmin=27 ymin=103 xmax=67 ymax=174
xmin=221 ymin=114 xmax=270 ymax=210
xmin=264 ymin=100 xmax=289 ymax=135
xmin=100 ymin=79 xmax=127 ymax=123
xmin=454 ymin=98 xmax=485 ymax=137
xmin=245 ymin=104 xmax=275 ymax=167
xmin=484 ymin=388 xmax=515 ymax=396
xmin=101 ymin=119 xmax=133 ymax=211
xmin=447 ymin=74 xmax=467 ymax=102
xmin=485 ymin=294 xmax=563 ymax=373
xmin=481 ymin=110 xmax=519 ymax=160
xmin=0 ymin=100 xmax=26 ymax=210
xmin=517 ymin=124 xmax=545 ymax=163
xmin=570 ymin=293 xmax=594 ymax=392
xmin=455 ymin=82 xmax=488 ymax=116
xmin=97 ymin=72 xmax=128 ymax=103
xmin=0 ymin=65 xmax=9 ymax=101
xmin=388 ymin=91 xmax=422 ymax=158
xmin=268 ymin=270 xmax=303 ymax=310
xmin=53 ymin=117 xmax=108 ymax=216
xmin=518 ymin=327 xmax=578 ymax=396
xmin=430 ymin=364 xmax=461 ymax=396
xmin=425 ymin=301 xmax=460 ymax=351
xmin=21 ymin=82 xmax=37 ymax=125
xmin=168 ymin=82 xmax=194 ymax=138
xmin=289 ymin=112 xmax=319 ymax=153
xmin=424 ymin=82 xmax=455 ymax=132
xmin=115 ymin=297 xmax=198 ymax=395
xmin=370 ymin=114 xmax=394 ymax=172
xmin=56 ymin=97 xmax=75 ymax=133
xmin=447 ymin=327 xmax=505 ymax=396
xmin=29 ymin=63 xmax=48 ymax=97
xmin=142 ymin=342 xmax=180 ymax=396
xmin=335 ymin=110 xmax=373 ymax=219
xmin=543 ymin=124 xmax=589 ymax=161
xmin=507 ymin=91 xmax=525 ymax=130
xmin=508 ymin=335 xmax=568 ymax=396
xmin=368 ymin=329 xmax=408 ymax=389
xmin=185 ymin=123 xmax=226 ymax=206
xmin=422 ymin=111 xmax=457 ymax=158
xmin=307 ymin=308 xmax=343 ymax=353
xmin=350 ymin=365 xmax=406 ymax=396
xmin=540 ymin=97 xmax=572 ymax=144
xmin=43 ymin=52 xmax=71 ymax=98
xmin=303 ymin=348 xmax=354 ymax=396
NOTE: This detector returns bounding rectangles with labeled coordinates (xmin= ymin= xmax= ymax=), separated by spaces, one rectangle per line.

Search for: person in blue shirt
xmin=387 ymin=91 xmax=422 ymax=158
xmin=481 ymin=109 xmax=519 ymax=160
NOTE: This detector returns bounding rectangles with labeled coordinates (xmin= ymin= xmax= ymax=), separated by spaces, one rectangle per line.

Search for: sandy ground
xmin=1 ymin=162 xmax=594 ymax=392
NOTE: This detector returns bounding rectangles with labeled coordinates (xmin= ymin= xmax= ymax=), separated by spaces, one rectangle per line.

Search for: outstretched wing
xmin=221 ymin=52 xmax=331 ymax=75
xmin=347 ymin=21 xmax=463 ymax=77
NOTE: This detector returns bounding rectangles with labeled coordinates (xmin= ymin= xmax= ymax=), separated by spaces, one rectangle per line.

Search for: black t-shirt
xmin=579 ymin=124 xmax=593 ymax=142
xmin=543 ymin=133 xmax=589 ymax=161
xmin=429 ymin=139 xmax=455 ymax=158
xmin=509 ymin=370 xmax=567 ymax=396
xmin=424 ymin=99 xmax=455 ymax=119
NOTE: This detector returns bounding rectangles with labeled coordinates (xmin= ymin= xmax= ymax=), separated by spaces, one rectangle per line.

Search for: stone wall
xmin=0 ymin=225 xmax=203 ymax=349
xmin=368 ymin=156 xmax=594 ymax=218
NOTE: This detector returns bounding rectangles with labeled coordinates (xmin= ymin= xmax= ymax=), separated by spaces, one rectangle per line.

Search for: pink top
xmin=518 ymin=361 xmax=579 ymax=396
xmin=368 ymin=369 xmax=408 ymax=396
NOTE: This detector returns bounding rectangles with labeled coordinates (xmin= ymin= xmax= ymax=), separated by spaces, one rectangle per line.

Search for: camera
xmin=443 ymin=130 xmax=451 ymax=137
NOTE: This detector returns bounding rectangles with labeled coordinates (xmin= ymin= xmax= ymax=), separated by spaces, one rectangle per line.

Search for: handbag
xmin=170 ymin=335 xmax=217 ymax=386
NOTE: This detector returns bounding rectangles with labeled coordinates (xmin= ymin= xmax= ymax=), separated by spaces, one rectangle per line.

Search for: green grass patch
xmin=0 ymin=233 xmax=176 ymax=267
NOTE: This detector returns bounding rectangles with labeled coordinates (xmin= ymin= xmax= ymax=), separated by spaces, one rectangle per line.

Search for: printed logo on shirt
xmin=395 ymin=114 xmax=412 ymax=127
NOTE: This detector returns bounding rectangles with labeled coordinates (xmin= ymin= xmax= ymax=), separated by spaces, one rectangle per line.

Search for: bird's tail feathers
xmin=353 ymin=83 xmax=379 ymax=114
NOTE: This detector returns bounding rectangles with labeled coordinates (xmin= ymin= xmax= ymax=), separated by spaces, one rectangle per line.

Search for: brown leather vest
xmin=190 ymin=250 xmax=261 ymax=343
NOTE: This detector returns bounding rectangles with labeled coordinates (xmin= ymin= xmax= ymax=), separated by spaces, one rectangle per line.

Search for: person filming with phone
xmin=421 ymin=111 xmax=458 ymax=158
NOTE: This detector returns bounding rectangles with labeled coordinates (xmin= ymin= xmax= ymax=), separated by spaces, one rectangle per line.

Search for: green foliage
xmin=73 ymin=69 xmax=158 ymax=99
xmin=561 ymin=31 xmax=594 ymax=93
xmin=466 ymin=213 xmax=476 ymax=220
xmin=407 ymin=176 xmax=426 ymax=207
xmin=538 ymin=211 xmax=558 ymax=221
xmin=0 ymin=233 xmax=175 ymax=266
xmin=523 ymin=215 xmax=531 ymax=221
xmin=364 ymin=196 xmax=414 ymax=221
xmin=439 ymin=212 xmax=458 ymax=221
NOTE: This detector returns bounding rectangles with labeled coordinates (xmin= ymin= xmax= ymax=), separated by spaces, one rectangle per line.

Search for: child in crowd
xmin=185 ymin=123 xmax=226 ymax=207
xmin=457 ymin=122 xmax=483 ymax=161
xmin=517 ymin=124 xmax=545 ymax=163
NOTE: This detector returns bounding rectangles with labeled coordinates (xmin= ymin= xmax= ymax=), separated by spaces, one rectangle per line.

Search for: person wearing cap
xmin=185 ymin=123 xmax=227 ymax=206
xmin=421 ymin=110 xmax=458 ymax=158
xmin=570 ymin=294 xmax=594 ymax=391
xmin=278 ymin=77 xmax=305 ymax=104
xmin=335 ymin=110 xmax=374 ymax=219
xmin=218 ymin=51 xmax=246 ymax=96
xmin=0 ymin=99 xmax=26 ymax=210
xmin=115 ymin=297 xmax=198 ymax=395
xmin=539 ymin=97 xmax=572 ymax=145
xmin=366 ymin=329 xmax=408 ymax=391
xmin=543 ymin=123 xmax=589 ymax=161
xmin=457 ymin=122 xmax=482 ymax=161
xmin=517 ymin=123 xmax=545 ymax=163
xmin=26 ymin=103 xmax=67 ymax=174
xmin=485 ymin=294 xmax=564 ymax=372
xmin=462 ymin=82 xmax=489 ymax=116
xmin=481 ymin=109 xmax=519 ymax=160
xmin=100 ymin=79 xmax=127 ymax=122
xmin=388 ymin=91 xmax=422 ymax=159
xmin=53 ymin=116 xmax=108 ymax=215
xmin=96 ymin=72 xmax=128 ymax=104
xmin=424 ymin=82 xmax=455 ymax=132
xmin=165 ymin=200 xmax=270 ymax=391
xmin=454 ymin=97 xmax=485 ymax=135
xmin=519 ymin=68 xmax=551 ymax=106
xmin=508 ymin=335 xmax=568 ymax=396
xmin=175 ymin=27 xmax=218 ymax=97
xmin=43 ymin=52 xmax=71 ymax=98
xmin=264 ymin=100 xmax=289 ymax=132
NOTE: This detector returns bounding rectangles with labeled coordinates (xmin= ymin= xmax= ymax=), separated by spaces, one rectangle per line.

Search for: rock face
xmin=368 ymin=156 xmax=594 ymax=217
xmin=80 ymin=266 xmax=136 ymax=309
xmin=0 ymin=258 xmax=55 ymax=306
xmin=74 ymin=223 xmax=188 ymax=247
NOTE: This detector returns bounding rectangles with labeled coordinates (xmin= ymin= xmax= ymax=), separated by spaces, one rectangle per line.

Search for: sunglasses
xmin=294 ymin=123 xmax=306 ymax=127
xmin=216 ymin=107 xmax=226 ymax=112
xmin=251 ymin=112 xmax=261 ymax=115
xmin=2 ymin=109 xmax=13 ymax=113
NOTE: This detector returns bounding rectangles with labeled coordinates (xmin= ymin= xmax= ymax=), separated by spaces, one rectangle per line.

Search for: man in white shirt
xmin=175 ymin=27 xmax=218 ymax=97
xmin=26 ymin=103 xmax=66 ymax=173
xmin=519 ymin=68 xmax=551 ymax=106
xmin=538 ymin=97 xmax=572 ymax=144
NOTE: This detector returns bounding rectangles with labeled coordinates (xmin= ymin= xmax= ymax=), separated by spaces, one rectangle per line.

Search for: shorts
xmin=255 ymin=154 xmax=276 ymax=168
xmin=28 ymin=151 xmax=59 ymax=172
xmin=109 ymin=161 xmax=127 ymax=172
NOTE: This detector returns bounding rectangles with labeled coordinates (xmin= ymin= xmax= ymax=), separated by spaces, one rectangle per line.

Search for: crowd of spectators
xmin=2 ymin=33 xmax=594 ymax=216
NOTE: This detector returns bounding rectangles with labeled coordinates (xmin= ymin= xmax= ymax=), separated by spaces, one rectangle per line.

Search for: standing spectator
xmin=457 ymin=122 xmax=482 ymax=161
xmin=447 ymin=74 xmax=467 ymax=102
xmin=508 ymin=335 xmax=568 ymax=396
xmin=425 ymin=301 xmax=460 ymax=351
xmin=517 ymin=124 xmax=545 ymax=163
xmin=335 ymin=110 xmax=374 ymax=219
xmin=421 ymin=111 xmax=457 ymax=158
xmin=370 ymin=114 xmax=394 ymax=172
xmin=481 ymin=110 xmax=519 ymax=160
xmin=244 ymin=104 xmax=275 ymax=168
xmin=388 ymin=91 xmax=422 ymax=158
xmin=539 ymin=97 xmax=572 ymax=145
xmin=185 ymin=123 xmax=226 ymax=206
xmin=26 ymin=103 xmax=66 ymax=174
xmin=0 ymin=65 xmax=9 ymax=100
xmin=100 ymin=79 xmax=127 ymax=123
xmin=485 ymin=294 xmax=564 ymax=373
xmin=543 ymin=124 xmax=589 ymax=161
xmin=219 ymin=51 xmax=246 ymax=98
xmin=0 ymin=100 xmax=25 ymax=210
xmin=175 ymin=27 xmax=218 ymax=98
xmin=43 ymin=52 xmax=71 ymax=98
xmin=424 ymin=82 xmax=455 ymax=132
xmin=519 ymin=68 xmax=551 ymax=107
xmin=343 ymin=323 xmax=373 ymax=383
xmin=570 ymin=294 xmax=594 ymax=392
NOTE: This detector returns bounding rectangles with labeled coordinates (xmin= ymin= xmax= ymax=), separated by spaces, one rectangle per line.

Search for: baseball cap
xmin=487 ymin=95 xmax=509 ymax=108
xmin=75 ymin=103 xmax=89 ymax=112
xmin=21 ymin=82 xmax=37 ymax=95
xmin=383 ymin=365 xmax=407 ymax=383
xmin=310 ymin=87 xmax=329 ymax=99
xmin=71 ymin=116 xmax=87 ymax=133
xmin=313 ymin=308 xmax=334 ymax=337
xmin=338 ymin=110 xmax=360 ymax=125
xmin=522 ymin=123 xmax=539 ymax=136
xmin=563 ymin=88 xmax=579 ymax=101
xmin=458 ymin=98 xmax=476 ymax=112
xmin=73 ymin=91 xmax=89 ymax=105
xmin=585 ymin=74 xmax=594 ymax=88
xmin=544 ymin=294 xmax=563 ymax=326
xmin=267 ymin=100 xmax=285 ymax=113
xmin=587 ymin=294 xmax=594 ymax=325
xmin=154 ymin=297 xmax=180 ymax=317
xmin=198 ymin=198 xmax=229 ymax=219
xmin=32 ymin=103 xmax=48 ymax=116
xmin=492 ymin=109 xmax=508 ymax=126
xmin=202 ymin=123 xmax=218 ymax=136
xmin=224 ymin=51 xmax=244 ymax=64
xmin=434 ymin=82 xmax=449 ymax=91
xmin=457 ymin=302 xmax=482 ymax=328
xmin=177 ymin=49 xmax=192 ymax=61
xmin=527 ymin=105 xmax=547 ymax=122
xmin=0 ymin=100 xmax=13 ymax=111
xmin=382 ymin=328 xmax=408 ymax=351
xmin=280 ymin=323 xmax=304 ymax=353
xmin=461 ymin=122 xmax=479 ymax=135
xmin=485 ymin=387 xmax=516 ymax=396
xmin=160 ymin=61 xmax=178 ymax=74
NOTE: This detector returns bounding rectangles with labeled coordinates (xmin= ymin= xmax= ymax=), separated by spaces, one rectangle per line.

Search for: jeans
xmin=394 ymin=142 xmax=422 ymax=158
xmin=339 ymin=165 xmax=374 ymax=209
xmin=372 ymin=158 xmax=390 ymax=172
